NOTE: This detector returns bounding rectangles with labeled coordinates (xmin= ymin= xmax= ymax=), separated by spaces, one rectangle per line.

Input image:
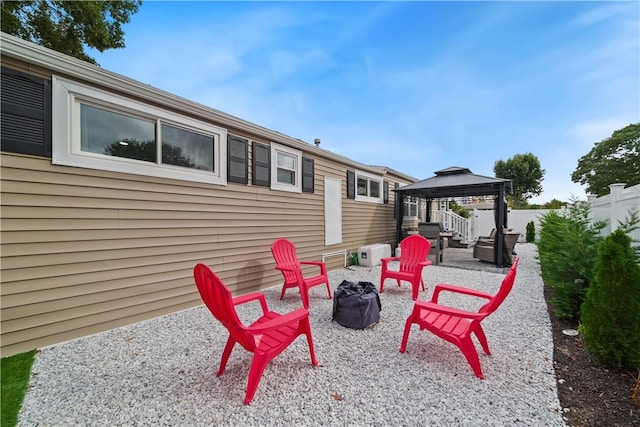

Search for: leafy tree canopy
xmin=448 ymin=200 xmax=469 ymax=218
xmin=542 ymin=199 xmax=567 ymax=209
xmin=571 ymin=123 xmax=640 ymax=196
xmin=494 ymin=152 xmax=545 ymax=208
xmin=1 ymin=0 xmax=142 ymax=64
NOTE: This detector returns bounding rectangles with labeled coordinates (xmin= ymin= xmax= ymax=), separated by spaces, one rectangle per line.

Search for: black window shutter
xmin=347 ymin=170 xmax=355 ymax=199
xmin=1 ymin=66 xmax=52 ymax=157
xmin=383 ymin=180 xmax=389 ymax=204
xmin=394 ymin=183 xmax=399 ymax=218
xmin=227 ymin=135 xmax=248 ymax=184
xmin=302 ymin=156 xmax=314 ymax=193
xmin=252 ymin=141 xmax=270 ymax=186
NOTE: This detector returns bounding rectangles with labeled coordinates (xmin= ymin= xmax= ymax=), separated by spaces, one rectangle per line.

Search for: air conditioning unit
xmin=358 ymin=244 xmax=391 ymax=267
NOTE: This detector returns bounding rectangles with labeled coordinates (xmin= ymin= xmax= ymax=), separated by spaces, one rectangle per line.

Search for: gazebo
xmin=394 ymin=166 xmax=513 ymax=267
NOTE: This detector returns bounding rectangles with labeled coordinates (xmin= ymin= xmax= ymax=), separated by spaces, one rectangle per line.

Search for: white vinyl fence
xmin=469 ymin=183 xmax=640 ymax=244
xmin=470 ymin=209 xmax=549 ymax=243
xmin=588 ymin=183 xmax=640 ymax=242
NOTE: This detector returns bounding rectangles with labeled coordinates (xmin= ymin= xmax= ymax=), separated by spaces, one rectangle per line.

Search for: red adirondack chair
xmin=399 ymin=257 xmax=520 ymax=379
xmin=193 ymin=263 xmax=318 ymax=405
xmin=270 ymin=238 xmax=332 ymax=308
xmin=379 ymin=234 xmax=432 ymax=300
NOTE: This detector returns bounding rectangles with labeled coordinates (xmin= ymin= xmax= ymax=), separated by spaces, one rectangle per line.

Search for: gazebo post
xmin=395 ymin=192 xmax=404 ymax=245
xmin=495 ymin=185 xmax=506 ymax=267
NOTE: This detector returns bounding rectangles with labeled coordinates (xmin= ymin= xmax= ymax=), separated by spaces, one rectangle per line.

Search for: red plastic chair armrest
xmin=248 ymin=308 xmax=310 ymax=333
xmin=232 ymin=292 xmax=269 ymax=314
xmin=419 ymin=260 xmax=432 ymax=267
xmin=299 ymin=261 xmax=324 ymax=267
xmin=275 ymin=263 xmax=297 ymax=272
xmin=431 ymin=283 xmax=493 ymax=303
xmin=275 ymin=264 xmax=305 ymax=283
xmin=414 ymin=300 xmax=485 ymax=320
xmin=299 ymin=261 xmax=327 ymax=273
xmin=381 ymin=256 xmax=400 ymax=265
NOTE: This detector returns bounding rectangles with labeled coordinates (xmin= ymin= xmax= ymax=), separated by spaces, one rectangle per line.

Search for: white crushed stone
xmin=18 ymin=243 xmax=566 ymax=426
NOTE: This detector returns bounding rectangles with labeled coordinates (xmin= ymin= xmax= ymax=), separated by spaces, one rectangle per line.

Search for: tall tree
xmin=494 ymin=152 xmax=545 ymax=208
xmin=1 ymin=0 xmax=142 ymax=64
xmin=571 ymin=123 xmax=640 ymax=196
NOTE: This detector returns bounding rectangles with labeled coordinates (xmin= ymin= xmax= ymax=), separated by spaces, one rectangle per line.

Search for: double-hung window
xmin=52 ymin=76 xmax=227 ymax=185
xmin=355 ymin=170 xmax=383 ymax=203
xmin=404 ymin=196 xmax=419 ymax=218
xmin=270 ymin=142 xmax=302 ymax=193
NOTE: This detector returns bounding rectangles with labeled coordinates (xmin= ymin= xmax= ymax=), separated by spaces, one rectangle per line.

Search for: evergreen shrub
xmin=580 ymin=229 xmax=640 ymax=370
xmin=537 ymin=201 xmax=605 ymax=319
xmin=526 ymin=221 xmax=535 ymax=242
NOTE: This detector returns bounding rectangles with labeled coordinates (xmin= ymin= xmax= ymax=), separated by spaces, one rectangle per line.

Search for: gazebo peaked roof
xmin=396 ymin=166 xmax=512 ymax=198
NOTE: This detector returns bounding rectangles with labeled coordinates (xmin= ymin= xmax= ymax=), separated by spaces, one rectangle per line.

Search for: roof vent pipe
xmin=314 ymin=138 xmax=321 ymax=147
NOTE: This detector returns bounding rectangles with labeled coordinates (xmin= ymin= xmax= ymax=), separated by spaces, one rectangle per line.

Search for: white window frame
xmin=404 ymin=195 xmax=419 ymax=219
xmin=52 ymin=76 xmax=227 ymax=185
xmin=270 ymin=142 xmax=302 ymax=193
xmin=355 ymin=170 xmax=383 ymax=204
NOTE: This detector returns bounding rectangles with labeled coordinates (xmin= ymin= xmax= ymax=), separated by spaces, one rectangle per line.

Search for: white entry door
xmin=324 ymin=177 xmax=342 ymax=245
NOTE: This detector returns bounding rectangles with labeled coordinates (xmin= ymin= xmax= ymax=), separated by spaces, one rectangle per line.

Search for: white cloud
xmin=574 ymin=2 xmax=634 ymax=26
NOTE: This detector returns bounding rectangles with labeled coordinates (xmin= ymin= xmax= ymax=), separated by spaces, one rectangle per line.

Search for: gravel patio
xmin=18 ymin=243 xmax=566 ymax=426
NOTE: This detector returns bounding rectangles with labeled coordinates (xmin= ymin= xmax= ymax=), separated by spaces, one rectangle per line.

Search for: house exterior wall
xmin=0 ymin=36 xmax=412 ymax=356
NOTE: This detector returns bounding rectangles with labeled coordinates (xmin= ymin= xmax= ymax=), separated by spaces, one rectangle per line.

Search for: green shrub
xmin=525 ymin=221 xmax=535 ymax=242
xmin=537 ymin=200 xmax=605 ymax=319
xmin=580 ymin=229 xmax=640 ymax=370
xmin=449 ymin=200 xmax=469 ymax=218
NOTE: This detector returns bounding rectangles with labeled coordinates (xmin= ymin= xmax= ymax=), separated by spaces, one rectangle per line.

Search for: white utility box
xmin=358 ymin=243 xmax=391 ymax=267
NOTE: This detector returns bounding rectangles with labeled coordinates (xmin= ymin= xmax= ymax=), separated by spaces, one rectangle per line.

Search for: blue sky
xmin=91 ymin=1 xmax=639 ymax=204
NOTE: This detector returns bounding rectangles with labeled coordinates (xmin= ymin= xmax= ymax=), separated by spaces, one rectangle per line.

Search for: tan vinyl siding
xmin=1 ymin=152 xmax=406 ymax=356
xmin=1 ymin=40 xmax=413 ymax=356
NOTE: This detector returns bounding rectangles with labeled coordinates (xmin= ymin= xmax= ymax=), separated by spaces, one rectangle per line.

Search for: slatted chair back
xmin=193 ymin=263 xmax=255 ymax=351
xmin=479 ymin=257 xmax=520 ymax=315
xmin=399 ymin=235 xmax=431 ymax=273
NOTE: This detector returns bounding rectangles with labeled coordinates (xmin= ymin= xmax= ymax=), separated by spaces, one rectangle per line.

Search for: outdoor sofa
xmin=473 ymin=229 xmax=520 ymax=265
